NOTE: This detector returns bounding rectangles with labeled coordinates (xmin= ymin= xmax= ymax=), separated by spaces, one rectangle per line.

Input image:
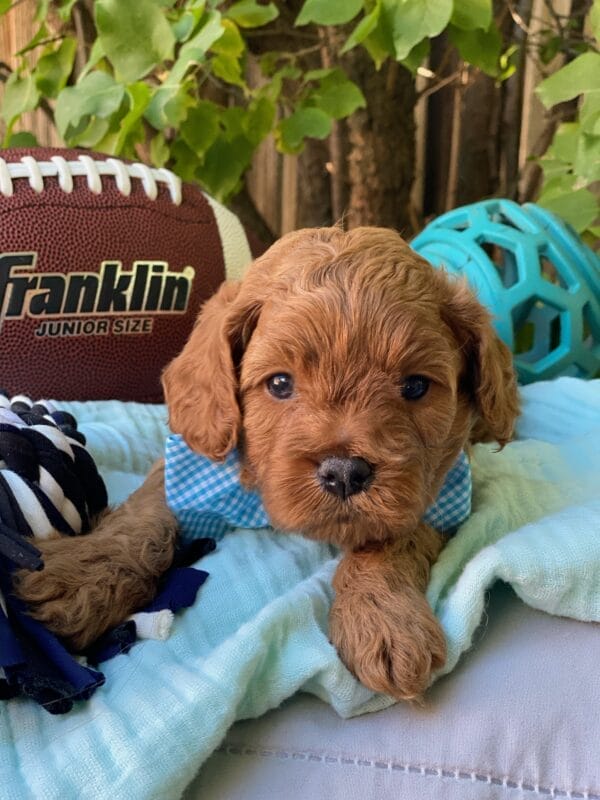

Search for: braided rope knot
xmin=0 ymin=393 xmax=108 ymax=570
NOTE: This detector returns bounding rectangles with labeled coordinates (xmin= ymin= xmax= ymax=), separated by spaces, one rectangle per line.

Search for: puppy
xmin=16 ymin=226 xmax=519 ymax=700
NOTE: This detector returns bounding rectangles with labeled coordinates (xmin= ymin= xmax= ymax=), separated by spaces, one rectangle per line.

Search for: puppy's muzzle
xmin=317 ymin=456 xmax=373 ymax=500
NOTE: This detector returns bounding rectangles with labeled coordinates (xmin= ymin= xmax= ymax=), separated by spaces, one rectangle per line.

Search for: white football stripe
xmin=203 ymin=193 xmax=252 ymax=282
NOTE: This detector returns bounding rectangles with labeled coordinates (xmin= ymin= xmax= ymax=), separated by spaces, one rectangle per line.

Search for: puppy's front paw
xmin=329 ymin=589 xmax=446 ymax=700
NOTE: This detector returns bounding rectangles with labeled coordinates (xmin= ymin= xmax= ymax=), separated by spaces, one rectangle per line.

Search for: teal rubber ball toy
xmin=411 ymin=199 xmax=600 ymax=384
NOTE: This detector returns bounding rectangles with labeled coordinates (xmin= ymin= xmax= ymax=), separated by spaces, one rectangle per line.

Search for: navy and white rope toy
xmin=0 ymin=393 xmax=107 ymax=570
xmin=0 ymin=394 xmax=211 ymax=714
xmin=0 ymin=393 xmax=109 ymax=713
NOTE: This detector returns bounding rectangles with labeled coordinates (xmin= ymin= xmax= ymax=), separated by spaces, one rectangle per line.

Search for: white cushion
xmin=186 ymin=584 xmax=600 ymax=800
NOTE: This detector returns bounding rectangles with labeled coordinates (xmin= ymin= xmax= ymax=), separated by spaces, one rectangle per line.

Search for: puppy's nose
xmin=317 ymin=456 xmax=373 ymax=500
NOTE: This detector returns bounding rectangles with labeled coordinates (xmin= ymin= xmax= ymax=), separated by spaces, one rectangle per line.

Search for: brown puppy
xmin=17 ymin=226 xmax=519 ymax=700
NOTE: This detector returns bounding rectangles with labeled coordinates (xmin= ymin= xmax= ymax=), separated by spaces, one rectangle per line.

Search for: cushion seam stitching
xmin=216 ymin=744 xmax=600 ymax=799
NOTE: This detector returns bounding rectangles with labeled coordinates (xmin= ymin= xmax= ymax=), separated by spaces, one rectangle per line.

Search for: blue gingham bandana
xmin=165 ymin=434 xmax=472 ymax=542
xmin=422 ymin=450 xmax=472 ymax=533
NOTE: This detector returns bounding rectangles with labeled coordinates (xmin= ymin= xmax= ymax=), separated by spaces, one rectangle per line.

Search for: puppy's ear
xmin=440 ymin=277 xmax=519 ymax=446
xmin=162 ymin=280 xmax=258 ymax=459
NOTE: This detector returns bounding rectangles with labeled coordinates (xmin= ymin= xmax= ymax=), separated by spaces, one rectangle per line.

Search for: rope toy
xmin=0 ymin=393 xmax=212 ymax=714
xmin=0 ymin=393 xmax=107 ymax=571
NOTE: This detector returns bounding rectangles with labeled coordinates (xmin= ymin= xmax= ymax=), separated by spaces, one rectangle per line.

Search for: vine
xmin=0 ymin=0 xmax=598 ymax=240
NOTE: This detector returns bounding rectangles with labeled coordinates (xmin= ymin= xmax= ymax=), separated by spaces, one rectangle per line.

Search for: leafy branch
xmin=0 ymin=0 xmax=598 ymax=241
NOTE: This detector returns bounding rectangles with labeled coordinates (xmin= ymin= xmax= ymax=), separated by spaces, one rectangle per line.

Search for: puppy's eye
xmin=400 ymin=375 xmax=430 ymax=400
xmin=266 ymin=373 xmax=294 ymax=399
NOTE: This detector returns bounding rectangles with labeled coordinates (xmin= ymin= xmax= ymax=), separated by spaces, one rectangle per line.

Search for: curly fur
xmin=15 ymin=460 xmax=177 ymax=651
xmin=17 ymin=226 xmax=519 ymax=698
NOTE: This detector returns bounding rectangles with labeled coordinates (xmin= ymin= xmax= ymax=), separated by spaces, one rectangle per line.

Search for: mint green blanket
xmin=0 ymin=378 xmax=598 ymax=800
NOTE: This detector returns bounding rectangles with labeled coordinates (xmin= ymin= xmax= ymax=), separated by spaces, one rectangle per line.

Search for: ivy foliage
xmin=0 ymin=0 xmax=598 ymax=240
xmin=536 ymin=45 xmax=600 ymax=240
xmin=0 ymin=0 xmax=516 ymax=202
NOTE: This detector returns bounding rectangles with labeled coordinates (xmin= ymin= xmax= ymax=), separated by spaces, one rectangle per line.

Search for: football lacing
xmin=0 ymin=155 xmax=183 ymax=205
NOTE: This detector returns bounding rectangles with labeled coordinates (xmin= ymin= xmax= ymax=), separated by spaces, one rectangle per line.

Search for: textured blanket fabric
xmin=0 ymin=379 xmax=598 ymax=800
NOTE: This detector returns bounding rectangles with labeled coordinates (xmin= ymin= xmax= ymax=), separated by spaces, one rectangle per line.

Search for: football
xmin=0 ymin=147 xmax=252 ymax=402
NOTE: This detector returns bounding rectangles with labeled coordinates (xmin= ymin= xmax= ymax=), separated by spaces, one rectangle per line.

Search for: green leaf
xmin=0 ymin=0 xmax=11 ymax=14
xmin=212 ymin=53 xmax=245 ymax=86
xmin=180 ymin=101 xmax=220 ymax=155
xmin=172 ymin=13 xmax=195 ymax=42
xmin=211 ymin=19 xmax=245 ymax=56
xmin=450 ymin=0 xmax=492 ymax=31
xmin=196 ymin=135 xmax=252 ymax=199
xmin=35 ymin=38 xmax=77 ymax=98
xmin=401 ymin=38 xmax=430 ymax=73
xmin=79 ymin=38 xmax=106 ymax=81
xmin=7 ymin=131 xmax=39 ymax=147
xmin=210 ymin=20 xmax=246 ymax=86
xmin=170 ymin=139 xmax=202 ymax=183
xmin=95 ymin=0 xmax=175 ymax=82
xmin=538 ymin=154 xmax=572 ymax=180
xmin=546 ymin=122 xmax=580 ymax=163
xmin=226 ymin=0 xmax=279 ymax=28
xmin=538 ymin=188 xmax=599 ymax=233
xmin=296 ymin=0 xmax=362 ymax=26
xmin=111 ymin=82 xmax=152 ymax=154
xmin=145 ymin=80 xmax=194 ymax=129
xmin=539 ymin=34 xmax=562 ymax=65
xmin=150 ymin=132 xmax=170 ymax=167
xmin=68 ymin=117 xmax=111 ymax=148
xmin=303 ymin=67 xmax=337 ymax=82
xmin=54 ymin=71 xmax=125 ymax=140
xmin=537 ymin=171 xmax=576 ymax=199
xmin=575 ymin=132 xmax=600 ymax=183
xmin=449 ymin=22 xmax=501 ymax=76
xmin=170 ymin=10 xmax=223 ymax=82
xmin=499 ymin=43 xmax=519 ymax=80
xmin=171 ymin=5 xmax=206 ymax=41
xmin=536 ymin=52 xmax=600 ymax=108
xmin=342 ymin=2 xmax=381 ymax=53
xmin=260 ymin=64 xmax=301 ymax=101
xmin=581 ymin=93 xmax=600 ymax=136
xmin=1 ymin=73 xmax=39 ymax=130
xmin=220 ymin=106 xmax=248 ymax=139
xmin=382 ymin=0 xmax=452 ymax=61
xmin=57 ymin=0 xmax=78 ymax=21
xmin=590 ymin=0 xmax=600 ymax=42
xmin=277 ymin=106 xmax=332 ymax=153
xmin=243 ymin=95 xmax=275 ymax=145
xmin=34 ymin=0 xmax=49 ymax=23
xmin=310 ymin=69 xmax=366 ymax=119
xmin=362 ymin=18 xmax=395 ymax=68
